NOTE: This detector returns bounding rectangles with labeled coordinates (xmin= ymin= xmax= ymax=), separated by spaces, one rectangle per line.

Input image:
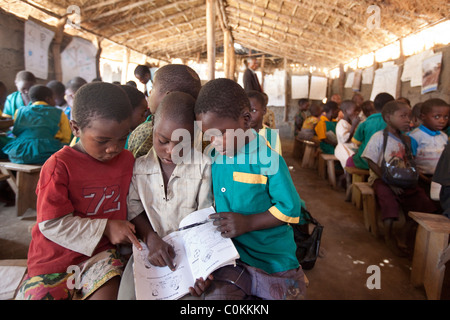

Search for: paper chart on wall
xmin=291 ymin=75 xmax=309 ymax=99
xmin=309 ymin=76 xmax=327 ymax=101
xmin=263 ymin=69 xmax=285 ymax=106
xmin=401 ymin=49 xmax=434 ymax=87
xmin=61 ymin=37 xmax=98 ymax=84
xmin=24 ymin=20 xmax=55 ymax=80
xmin=370 ymin=64 xmax=399 ymax=101
xmin=421 ymin=52 xmax=442 ymax=94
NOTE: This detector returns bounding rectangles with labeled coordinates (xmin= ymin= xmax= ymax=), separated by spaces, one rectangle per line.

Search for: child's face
xmin=420 ymin=106 xmax=449 ymax=132
xmin=153 ymin=119 xmax=194 ymax=165
xmin=65 ymin=88 xmax=76 ymax=107
xmin=344 ymin=105 xmax=360 ymax=120
xmin=329 ymin=108 xmax=340 ymax=120
xmin=131 ymin=98 xmax=149 ymax=130
xmin=147 ymin=83 xmax=166 ymax=115
xmin=71 ymin=116 xmax=131 ymax=162
xmin=387 ymin=105 xmax=411 ymax=132
xmin=299 ymin=102 xmax=310 ymax=111
xmin=248 ymin=98 xmax=266 ymax=131
xmin=16 ymin=80 xmax=34 ymax=99
xmin=197 ymin=110 xmax=250 ymax=156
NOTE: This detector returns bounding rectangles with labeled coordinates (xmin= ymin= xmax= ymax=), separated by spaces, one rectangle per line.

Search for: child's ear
xmin=69 ymin=120 xmax=81 ymax=137
xmin=242 ymin=110 xmax=252 ymax=129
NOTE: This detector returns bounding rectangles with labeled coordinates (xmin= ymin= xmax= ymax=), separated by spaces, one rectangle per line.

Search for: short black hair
xmin=154 ymin=91 xmax=196 ymax=128
xmin=421 ymin=98 xmax=449 ymax=115
xmin=154 ymin=64 xmax=201 ymax=99
xmin=374 ymin=92 xmax=394 ymax=112
xmin=381 ymin=100 xmax=409 ymax=121
xmin=195 ymin=78 xmax=250 ymax=120
xmin=120 ymin=85 xmax=146 ymax=110
xmin=134 ymin=65 xmax=150 ymax=77
xmin=298 ymin=98 xmax=309 ymax=106
xmin=361 ymin=100 xmax=375 ymax=117
xmin=323 ymin=100 xmax=338 ymax=113
xmin=66 ymin=76 xmax=87 ymax=93
xmin=47 ymin=80 xmax=65 ymax=96
xmin=411 ymin=102 xmax=423 ymax=119
xmin=29 ymin=85 xmax=53 ymax=103
xmin=15 ymin=71 xmax=36 ymax=83
xmin=340 ymin=100 xmax=356 ymax=113
xmin=247 ymin=90 xmax=266 ymax=108
xmin=73 ymin=82 xmax=132 ymax=129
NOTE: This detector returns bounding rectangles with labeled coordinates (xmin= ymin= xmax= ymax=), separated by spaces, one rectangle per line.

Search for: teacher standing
xmin=243 ymin=58 xmax=262 ymax=92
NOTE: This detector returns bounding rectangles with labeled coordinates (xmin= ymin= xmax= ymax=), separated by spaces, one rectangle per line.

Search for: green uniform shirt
xmin=210 ymin=131 xmax=302 ymax=274
xmin=3 ymin=91 xmax=25 ymax=118
xmin=352 ymin=113 xmax=386 ymax=170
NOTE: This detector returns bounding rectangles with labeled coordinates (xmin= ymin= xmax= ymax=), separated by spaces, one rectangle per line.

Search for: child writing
xmin=121 ymin=91 xmax=213 ymax=299
xmin=315 ymin=100 xmax=340 ymax=154
xmin=127 ymin=64 xmax=202 ymax=158
xmin=195 ymin=78 xmax=307 ymax=300
xmin=2 ymin=85 xmax=71 ymax=164
xmin=3 ymin=71 xmax=36 ymax=118
xmin=247 ymin=90 xmax=282 ymax=155
xmin=408 ymin=98 xmax=449 ymax=192
xmin=362 ymin=100 xmax=439 ymax=256
xmin=297 ymin=103 xmax=323 ymax=141
xmin=16 ymin=82 xmax=141 ymax=300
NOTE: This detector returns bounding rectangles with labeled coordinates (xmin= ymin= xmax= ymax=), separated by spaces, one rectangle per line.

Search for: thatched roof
xmin=4 ymin=0 xmax=450 ymax=69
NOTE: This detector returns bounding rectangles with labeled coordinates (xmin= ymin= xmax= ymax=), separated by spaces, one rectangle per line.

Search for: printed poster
xmin=370 ymin=64 xmax=399 ymax=101
xmin=421 ymin=52 xmax=442 ymax=94
xmin=61 ymin=37 xmax=98 ymax=84
xmin=24 ymin=20 xmax=55 ymax=79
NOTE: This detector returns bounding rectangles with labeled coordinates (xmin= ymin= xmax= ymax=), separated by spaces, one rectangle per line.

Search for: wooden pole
xmin=52 ymin=17 xmax=67 ymax=82
xmin=260 ymin=54 xmax=266 ymax=90
xmin=206 ymin=0 xmax=216 ymax=80
xmin=223 ymin=28 xmax=231 ymax=79
xmin=95 ymin=37 xmax=103 ymax=80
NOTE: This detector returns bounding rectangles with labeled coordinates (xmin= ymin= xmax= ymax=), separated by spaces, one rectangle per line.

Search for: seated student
xmin=120 ymin=85 xmax=149 ymax=149
xmin=247 ymin=90 xmax=282 ymax=155
xmin=360 ymin=100 xmax=375 ymax=122
xmin=127 ymin=64 xmax=202 ymax=158
xmin=315 ymin=101 xmax=340 ymax=154
xmin=64 ymin=76 xmax=87 ymax=120
xmin=432 ymin=143 xmax=450 ymax=218
xmin=294 ymin=98 xmax=311 ymax=138
xmin=0 ymin=81 xmax=7 ymax=112
xmin=408 ymin=98 xmax=449 ymax=193
xmin=47 ymin=80 xmax=69 ymax=115
xmin=3 ymin=71 xmax=36 ymax=118
xmin=362 ymin=100 xmax=439 ymax=256
xmin=351 ymin=92 xmax=394 ymax=170
xmin=335 ymin=100 xmax=360 ymax=170
xmin=410 ymin=102 xmax=423 ymax=130
xmin=2 ymin=85 xmax=71 ymax=164
xmin=261 ymin=92 xmax=276 ymax=129
xmin=119 ymin=92 xmax=214 ymax=299
xmin=297 ymin=103 xmax=323 ymax=141
xmin=195 ymin=78 xmax=307 ymax=300
xmin=16 ymin=82 xmax=140 ymax=300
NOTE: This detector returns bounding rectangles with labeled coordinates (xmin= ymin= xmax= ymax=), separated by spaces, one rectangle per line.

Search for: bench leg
xmin=423 ymin=232 xmax=449 ymax=300
xmin=362 ymin=193 xmax=378 ymax=237
xmin=16 ymin=171 xmax=39 ymax=217
xmin=326 ymin=160 xmax=336 ymax=188
xmin=411 ymin=225 xmax=429 ymax=288
xmin=351 ymin=174 xmax=364 ymax=209
xmin=301 ymin=146 xmax=312 ymax=168
xmin=318 ymin=156 xmax=326 ymax=179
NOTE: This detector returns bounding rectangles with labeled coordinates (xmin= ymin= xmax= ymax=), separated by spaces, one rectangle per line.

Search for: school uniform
xmin=315 ymin=115 xmax=337 ymax=154
xmin=3 ymin=91 xmax=26 ymax=118
xmin=334 ymin=119 xmax=358 ymax=170
xmin=259 ymin=124 xmax=282 ymax=156
xmin=408 ymin=124 xmax=448 ymax=175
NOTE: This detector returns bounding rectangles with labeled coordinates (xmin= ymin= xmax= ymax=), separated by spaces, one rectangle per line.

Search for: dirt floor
xmin=0 ymin=138 xmax=442 ymax=300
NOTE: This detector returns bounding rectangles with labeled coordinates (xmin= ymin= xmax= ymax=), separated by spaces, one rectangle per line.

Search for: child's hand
xmin=147 ymin=234 xmax=176 ymax=271
xmin=189 ymin=275 xmax=213 ymax=297
xmin=104 ymin=220 xmax=142 ymax=250
xmin=210 ymin=212 xmax=249 ymax=238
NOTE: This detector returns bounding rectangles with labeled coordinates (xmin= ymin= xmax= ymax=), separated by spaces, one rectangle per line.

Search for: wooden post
xmin=338 ymin=63 xmax=345 ymax=98
xmin=95 ymin=37 xmax=103 ymax=80
xmin=206 ymin=0 xmax=216 ymax=81
xmin=260 ymin=54 xmax=265 ymax=90
xmin=121 ymin=47 xmax=130 ymax=84
xmin=223 ymin=28 xmax=231 ymax=79
xmin=284 ymin=58 xmax=290 ymax=122
xmin=52 ymin=17 xmax=67 ymax=82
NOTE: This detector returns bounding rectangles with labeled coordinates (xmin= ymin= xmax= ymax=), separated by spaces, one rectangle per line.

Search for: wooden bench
xmin=0 ymin=259 xmax=27 ymax=300
xmin=345 ymin=167 xmax=370 ymax=210
xmin=409 ymin=211 xmax=450 ymax=300
xmin=0 ymin=162 xmax=42 ymax=217
xmin=300 ymin=140 xmax=318 ymax=169
xmin=353 ymin=182 xmax=379 ymax=237
xmin=319 ymin=153 xmax=339 ymax=188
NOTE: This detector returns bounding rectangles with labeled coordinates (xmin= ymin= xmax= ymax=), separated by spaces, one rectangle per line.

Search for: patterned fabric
xmin=16 ymin=249 xmax=124 ymax=300
xmin=127 ymin=119 xmax=154 ymax=158
xmin=263 ymin=109 xmax=276 ymax=129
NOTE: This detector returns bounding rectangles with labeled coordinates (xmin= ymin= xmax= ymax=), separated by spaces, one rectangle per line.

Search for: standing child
xmin=195 ymin=78 xmax=307 ymax=300
xmin=315 ymin=101 xmax=340 ymax=154
xmin=247 ymin=90 xmax=282 ymax=155
xmin=408 ymin=98 xmax=449 ymax=193
xmin=16 ymin=82 xmax=141 ymax=300
xmin=2 ymin=85 xmax=71 ymax=164
xmin=362 ymin=100 xmax=439 ymax=256
xmin=120 ymin=91 xmax=214 ymax=299
xmin=3 ymin=71 xmax=36 ymax=118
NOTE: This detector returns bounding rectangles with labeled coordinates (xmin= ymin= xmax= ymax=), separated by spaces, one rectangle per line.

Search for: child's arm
xmin=365 ymin=158 xmax=403 ymax=196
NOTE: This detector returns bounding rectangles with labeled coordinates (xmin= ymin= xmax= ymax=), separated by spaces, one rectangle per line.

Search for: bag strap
xmin=383 ymin=129 xmax=414 ymax=163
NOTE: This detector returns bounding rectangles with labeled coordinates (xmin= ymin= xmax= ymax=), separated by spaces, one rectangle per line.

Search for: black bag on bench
xmin=292 ymin=208 xmax=323 ymax=270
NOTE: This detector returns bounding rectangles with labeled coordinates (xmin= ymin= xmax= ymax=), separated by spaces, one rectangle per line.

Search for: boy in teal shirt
xmin=195 ymin=78 xmax=307 ymax=300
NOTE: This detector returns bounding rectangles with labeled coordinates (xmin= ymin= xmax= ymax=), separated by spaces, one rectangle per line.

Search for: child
xmin=195 ymin=78 xmax=307 ymax=300
xmin=134 ymin=64 xmax=153 ymax=96
xmin=408 ymin=98 xmax=449 ymax=192
xmin=3 ymin=71 xmax=36 ymax=118
xmin=16 ymin=82 xmax=141 ymax=300
xmin=297 ymin=103 xmax=323 ymax=141
xmin=0 ymin=81 xmax=7 ymax=112
xmin=334 ymin=100 xmax=360 ymax=170
xmin=362 ymin=100 xmax=439 ymax=256
xmin=120 ymin=85 xmax=149 ymax=149
xmin=294 ymin=98 xmax=310 ymax=137
xmin=247 ymin=90 xmax=282 ymax=155
xmin=2 ymin=85 xmax=71 ymax=164
xmin=47 ymin=80 xmax=69 ymax=115
xmin=127 ymin=64 xmax=202 ymax=158
xmin=410 ymin=102 xmax=423 ymax=130
xmin=120 ymin=91 xmax=214 ymax=299
xmin=262 ymin=92 xmax=277 ymax=129
xmin=64 ymin=76 xmax=87 ymax=120
xmin=351 ymin=92 xmax=394 ymax=170
xmin=432 ymin=143 xmax=450 ymax=218
xmin=360 ymin=100 xmax=376 ymax=120
xmin=315 ymin=101 xmax=340 ymax=154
